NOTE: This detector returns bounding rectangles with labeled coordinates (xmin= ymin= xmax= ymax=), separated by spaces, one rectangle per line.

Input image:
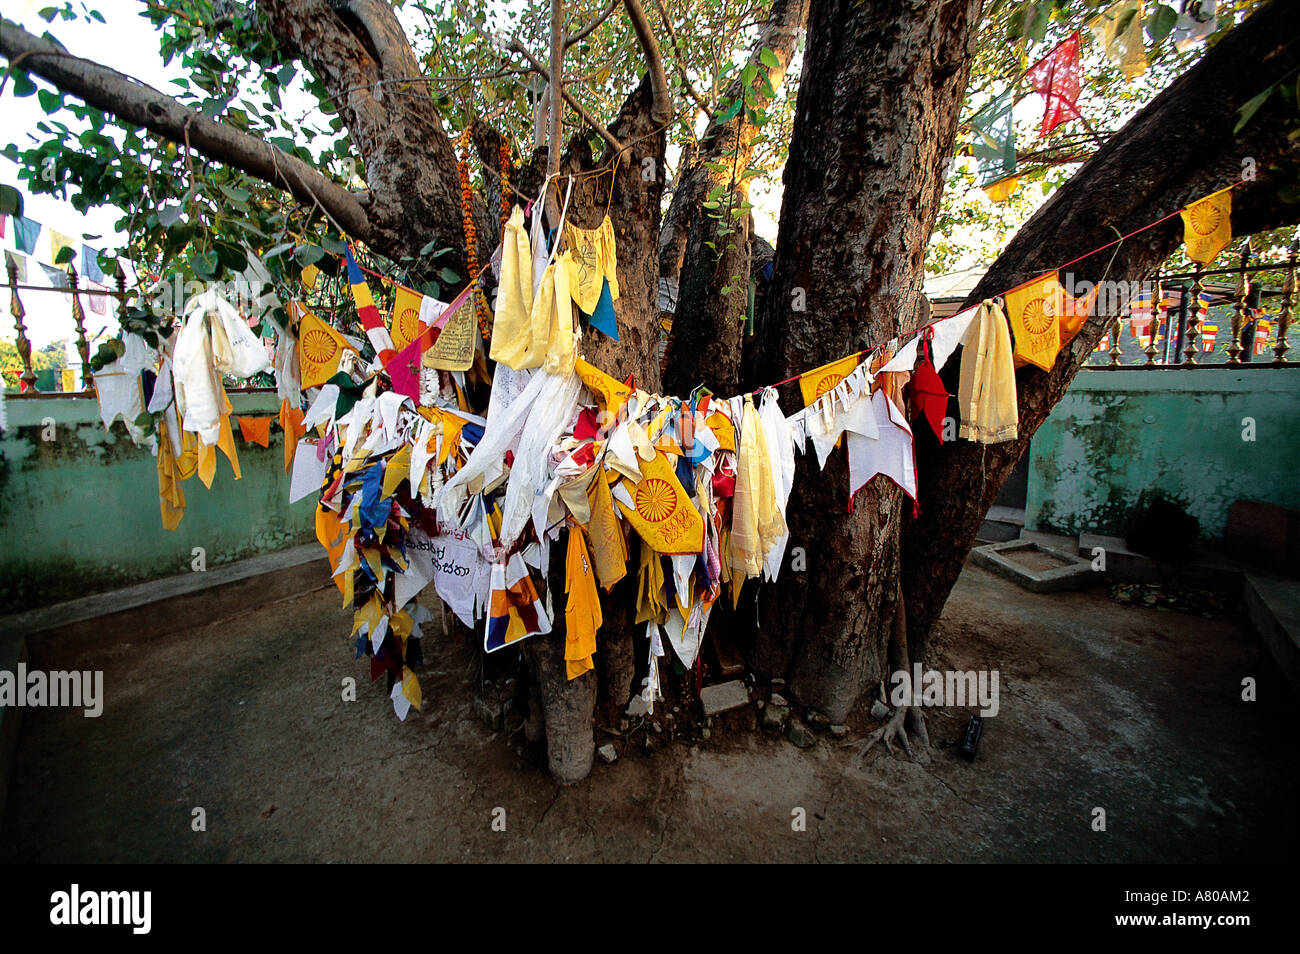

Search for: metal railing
xmin=1090 ymin=242 xmax=1295 ymax=368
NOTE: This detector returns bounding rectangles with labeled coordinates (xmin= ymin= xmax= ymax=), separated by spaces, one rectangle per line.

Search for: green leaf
xmin=759 ymin=47 xmax=780 ymax=70
xmin=0 ymin=184 xmax=23 ymax=218
xmin=1235 ymin=84 xmax=1276 ymax=135
xmin=214 ymin=241 xmax=248 ymax=273
xmin=54 ymin=245 xmax=74 ymax=265
xmin=11 ymin=71 xmax=37 ymax=97
xmin=294 ymin=245 xmax=325 ymax=267
xmin=438 ymin=267 xmax=460 ymax=284
xmin=1146 ymin=3 xmax=1178 ymax=44
xmin=717 ymin=97 xmax=744 ymax=124
xmin=38 ymin=7 xmax=57 ymax=22
xmin=192 ymin=250 xmax=221 ymax=280
xmin=37 ymin=88 xmax=61 ymax=113
xmin=320 ymin=234 xmax=348 ymax=256
xmin=219 ymin=184 xmax=251 ymax=204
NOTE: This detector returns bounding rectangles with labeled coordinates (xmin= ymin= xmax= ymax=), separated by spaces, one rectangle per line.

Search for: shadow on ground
xmin=3 ymin=561 xmax=1296 ymax=862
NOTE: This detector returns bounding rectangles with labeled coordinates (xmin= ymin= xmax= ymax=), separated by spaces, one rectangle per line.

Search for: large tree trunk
xmin=743 ymin=0 xmax=982 ymax=722
xmin=901 ymin=0 xmax=1300 ymax=662
xmin=660 ymin=0 xmax=808 ymax=397
xmin=516 ymin=76 xmax=668 ymax=783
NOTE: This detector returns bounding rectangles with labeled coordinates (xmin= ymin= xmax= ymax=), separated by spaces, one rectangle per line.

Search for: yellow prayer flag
xmin=617 ymin=451 xmax=704 ymax=556
xmin=576 ymin=357 xmax=633 ymax=420
xmin=982 ymin=175 xmax=1020 ymax=203
xmin=1004 ymin=272 xmax=1064 ymax=372
xmin=798 ymin=353 xmax=860 ymax=406
xmin=391 ymin=285 xmax=424 ymax=352
xmin=49 ymin=230 xmax=76 ymax=266
xmin=1180 ymin=188 xmax=1232 ymax=267
xmin=301 ymin=264 xmax=320 ymax=289
xmin=423 ymin=295 xmax=477 ymax=372
xmin=296 ymin=302 xmax=356 ymax=388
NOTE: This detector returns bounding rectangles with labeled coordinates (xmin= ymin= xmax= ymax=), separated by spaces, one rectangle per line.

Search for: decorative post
xmin=1274 ymin=240 xmax=1295 ymax=364
xmin=7 ymin=255 xmax=38 ymax=391
xmin=1108 ymin=315 xmax=1123 ymax=367
xmin=1144 ymin=275 xmax=1162 ymax=365
xmin=69 ymin=264 xmax=93 ymax=391
xmin=1184 ymin=266 xmax=1204 ymax=365
xmin=1227 ymin=244 xmax=1250 ymax=365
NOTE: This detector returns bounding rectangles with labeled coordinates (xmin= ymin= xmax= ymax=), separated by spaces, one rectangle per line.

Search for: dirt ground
xmin=3 ymin=561 xmax=1296 ymax=863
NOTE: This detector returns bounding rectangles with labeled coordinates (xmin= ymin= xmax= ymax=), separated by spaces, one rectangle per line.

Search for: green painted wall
xmin=0 ymin=391 xmax=315 ymax=613
xmin=1026 ymin=367 xmax=1300 ymax=542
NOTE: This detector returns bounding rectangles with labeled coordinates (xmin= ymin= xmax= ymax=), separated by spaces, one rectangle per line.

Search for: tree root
xmin=847 ymin=705 xmax=930 ymax=763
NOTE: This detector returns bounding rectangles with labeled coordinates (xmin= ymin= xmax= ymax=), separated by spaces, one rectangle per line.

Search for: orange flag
xmin=237 ymin=416 xmax=272 ymax=447
xmin=1005 ymin=272 xmax=1064 ymax=371
xmin=279 ymin=398 xmax=307 ymax=473
xmin=1059 ymin=283 xmax=1099 ymax=347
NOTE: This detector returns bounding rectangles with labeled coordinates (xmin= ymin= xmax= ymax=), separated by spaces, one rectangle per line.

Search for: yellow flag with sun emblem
xmin=390 ymin=285 xmax=425 ymax=352
xmin=1181 ymin=187 xmax=1232 ymax=266
xmin=616 ymin=451 xmax=704 ymax=555
xmin=1005 ymin=272 xmax=1063 ymax=372
xmin=798 ymin=353 xmax=861 ymax=406
xmin=295 ymin=302 xmax=357 ymax=388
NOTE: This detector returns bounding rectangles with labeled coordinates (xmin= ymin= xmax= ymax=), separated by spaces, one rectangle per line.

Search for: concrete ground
xmin=2 ymin=562 xmax=1296 ymax=863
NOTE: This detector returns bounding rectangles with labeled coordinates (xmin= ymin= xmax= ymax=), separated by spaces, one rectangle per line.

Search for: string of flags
xmin=58 ymin=162 xmax=1256 ymax=723
xmin=965 ymin=0 xmax=1220 ymax=202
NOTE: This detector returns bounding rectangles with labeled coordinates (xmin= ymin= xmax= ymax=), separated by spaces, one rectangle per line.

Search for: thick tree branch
xmin=622 ymin=0 xmax=671 ymax=125
xmin=0 ymin=16 xmax=372 ymax=241
xmin=902 ymin=0 xmax=1300 ymax=652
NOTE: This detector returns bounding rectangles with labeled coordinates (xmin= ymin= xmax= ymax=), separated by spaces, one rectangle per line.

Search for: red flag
xmin=1025 ymin=32 xmax=1082 ymax=137
xmin=385 ymin=325 xmax=436 ymax=400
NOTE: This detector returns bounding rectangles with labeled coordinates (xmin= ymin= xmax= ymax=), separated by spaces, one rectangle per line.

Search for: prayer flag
xmin=798 ymin=352 xmax=860 ymax=406
xmin=1181 ymin=188 xmax=1232 ymax=266
xmin=343 ymin=245 xmax=396 ymax=360
xmin=296 ymin=302 xmax=357 ymax=388
xmin=1005 ymin=271 xmax=1064 ymax=371
xmin=391 ymin=284 xmax=425 ymax=352
xmin=1025 ymin=32 xmax=1083 ymax=136
xmin=237 ymin=415 xmax=272 ymax=447
xmin=969 ymin=89 xmax=1017 ymax=187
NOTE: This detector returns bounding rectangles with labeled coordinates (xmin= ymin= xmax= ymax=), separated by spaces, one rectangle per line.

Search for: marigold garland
xmin=499 ymin=139 xmax=511 ymax=235
xmin=457 ymin=130 xmax=493 ymax=342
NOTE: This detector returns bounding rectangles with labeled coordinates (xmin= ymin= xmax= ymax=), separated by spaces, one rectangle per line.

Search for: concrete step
xmin=1 ymin=543 xmax=331 ymax=668
xmin=1243 ymin=573 xmax=1300 ymax=701
xmin=977 ymin=506 xmax=1026 ymax=544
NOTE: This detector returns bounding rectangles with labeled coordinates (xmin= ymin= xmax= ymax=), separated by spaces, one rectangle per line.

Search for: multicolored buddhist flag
xmin=296 ymin=302 xmax=357 ymax=388
xmin=1181 ymin=187 xmax=1232 ymax=266
xmin=1025 ymin=31 xmax=1083 ymax=136
xmin=1004 ymin=271 xmax=1063 ymax=371
xmin=798 ymin=352 xmax=860 ymax=406
xmin=486 ymin=553 xmax=551 ymax=653
xmin=1201 ymin=323 xmax=1218 ymax=351
xmin=343 ymin=245 xmax=396 ymax=360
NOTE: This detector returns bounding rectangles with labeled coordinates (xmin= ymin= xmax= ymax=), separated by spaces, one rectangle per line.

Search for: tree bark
xmin=744 ymin=0 xmax=982 ymax=723
xmin=901 ymin=0 xmax=1300 ymax=661
xmin=660 ymin=0 xmax=807 ymax=398
xmin=257 ymin=0 xmax=473 ymax=272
